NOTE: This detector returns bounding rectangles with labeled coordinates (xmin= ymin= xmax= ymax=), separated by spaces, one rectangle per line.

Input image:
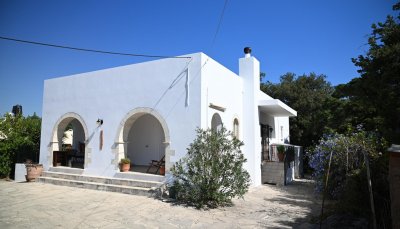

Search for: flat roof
xmin=258 ymin=99 xmax=297 ymax=117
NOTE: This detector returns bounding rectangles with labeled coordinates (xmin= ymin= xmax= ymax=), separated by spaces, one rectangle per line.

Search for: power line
xmin=0 ymin=36 xmax=191 ymax=59
xmin=210 ymin=0 xmax=229 ymax=51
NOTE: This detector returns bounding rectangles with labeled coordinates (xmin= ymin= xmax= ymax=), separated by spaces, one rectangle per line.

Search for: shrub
xmin=308 ymin=131 xmax=386 ymax=198
xmin=307 ymin=131 xmax=390 ymax=227
xmin=0 ymin=113 xmax=41 ymax=178
xmin=169 ymin=128 xmax=250 ymax=208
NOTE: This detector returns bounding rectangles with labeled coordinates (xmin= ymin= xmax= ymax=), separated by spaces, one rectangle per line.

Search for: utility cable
xmin=0 ymin=36 xmax=191 ymax=59
xmin=209 ymin=0 xmax=229 ymax=51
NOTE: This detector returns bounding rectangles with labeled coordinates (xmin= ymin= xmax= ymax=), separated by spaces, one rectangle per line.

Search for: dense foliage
xmin=263 ymin=3 xmax=398 ymax=226
xmin=169 ymin=128 xmax=250 ymax=208
xmin=334 ymin=3 xmax=400 ymax=143
xmin=308 ymin=131 xmax=390 ymax=226
xmin=308 ymin=131 xmax=387 ymax=198
xmin=0 ymin=113 xmax=41 ymax=178
xmin=262 ymin=4 xmax=400 ymax=146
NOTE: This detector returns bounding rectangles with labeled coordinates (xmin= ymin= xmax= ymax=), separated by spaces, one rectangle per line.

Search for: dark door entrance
xmin=261 ymin=124 xmax=272 ymax=161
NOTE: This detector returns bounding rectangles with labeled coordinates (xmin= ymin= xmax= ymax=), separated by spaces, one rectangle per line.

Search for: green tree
xmin=334 ymin=3 xmax=400 ymax=143
xmin=0 ymin=113 xmax=41 ymax=178
xmin=169 ymin=128 xmax=250 ymax=208
xmin=261 ymin=72 xmax=334 ymax=148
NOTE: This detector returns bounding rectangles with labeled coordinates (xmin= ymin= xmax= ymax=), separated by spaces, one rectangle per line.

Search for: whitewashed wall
xmin=40 ymin=53 xmax=202 ymax=177
xmin=270 ymin=117 xmax=290 ymax=144
xmin=200 ymin=54 xmax=243 ymax=136
xmin=40 ymin=51 xmax=294 ymax=186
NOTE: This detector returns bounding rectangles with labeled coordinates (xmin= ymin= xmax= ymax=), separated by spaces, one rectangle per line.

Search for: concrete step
xmin=41 ymin=171 xmax=162 ymax=189
xmin=49 ymin=166 xmax=83 ymax=175
xmin=38 ymin=176 xmax=154 ymax=196
xmin=113 ymin=171 xmax=165 ymax=183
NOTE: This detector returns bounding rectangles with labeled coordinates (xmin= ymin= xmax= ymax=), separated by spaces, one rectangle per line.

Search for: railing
xmin=266 ymin=144 xmax=301 ymax=162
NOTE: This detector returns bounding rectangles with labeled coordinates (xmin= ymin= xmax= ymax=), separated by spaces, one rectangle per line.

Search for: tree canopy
xmin=261 ymin=72 xmax=334 ymax=148
xmin=263 ymin=3 xmax=400 ymax=146
xmin=334 ymin=3 xmax=400 ymax=142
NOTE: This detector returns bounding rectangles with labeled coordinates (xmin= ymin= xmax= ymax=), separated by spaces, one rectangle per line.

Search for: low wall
xmin=261 ymin=161 xmax=294 ymax=186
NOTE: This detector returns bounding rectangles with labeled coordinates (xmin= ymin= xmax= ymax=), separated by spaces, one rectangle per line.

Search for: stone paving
xmin=0 ymin=179 xmax=320 ymax=228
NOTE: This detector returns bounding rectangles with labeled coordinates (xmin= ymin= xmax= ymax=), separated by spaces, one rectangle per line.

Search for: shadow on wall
xmin=86 ymin=125 xmax=101 ymax=145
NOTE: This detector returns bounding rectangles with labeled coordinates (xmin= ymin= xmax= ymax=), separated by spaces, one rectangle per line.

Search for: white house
xmin=39 ymin=48 xmax=297 ymax=187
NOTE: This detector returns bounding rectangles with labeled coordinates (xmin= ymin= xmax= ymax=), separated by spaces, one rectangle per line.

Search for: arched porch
xmin=114 ymin=108 xmax=171 ymax=175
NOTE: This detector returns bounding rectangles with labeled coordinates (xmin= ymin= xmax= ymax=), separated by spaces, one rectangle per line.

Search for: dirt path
xmin=0 ymin=179 xmax=320 ymax=228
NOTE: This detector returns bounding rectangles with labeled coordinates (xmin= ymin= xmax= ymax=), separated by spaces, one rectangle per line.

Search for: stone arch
xmin=114 ymin=107 xmax=172 ymax=173
xmin=211 ymin=113 xmax=223 ymax=132
xmin=48 ymin=112 xmax=91 ymax=169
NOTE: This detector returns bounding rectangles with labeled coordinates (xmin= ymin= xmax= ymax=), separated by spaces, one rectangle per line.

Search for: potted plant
xmin=25 ymin=159 xmax=43 ymax=182
xmin=120 ymin=158 xmax=131 ymax=172
xmin=277 ymin=145 xmax=285 ymax=162
xmin=159 ymin=165 xmax=165 ymax=175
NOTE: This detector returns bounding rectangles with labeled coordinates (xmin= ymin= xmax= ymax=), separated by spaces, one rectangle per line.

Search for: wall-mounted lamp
xmin=96 ymin=119 xmax=103 ymax=125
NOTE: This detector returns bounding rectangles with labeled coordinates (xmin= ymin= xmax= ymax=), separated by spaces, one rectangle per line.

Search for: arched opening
xmin=115 ymin=108 xmax=170 ymax=175
xmin=50 ymin=114 xmax=88 ymax=169
xmin=211 ymin=113 xmax=223 ymax=132
xmin=127 ymin=114 xmax=164 ymax=167
xmin=233 ymin=118 xmax=239 ymax=139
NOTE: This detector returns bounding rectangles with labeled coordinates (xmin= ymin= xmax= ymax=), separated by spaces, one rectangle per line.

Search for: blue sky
xmin=0 ymin=0 xmax=397 ymax=116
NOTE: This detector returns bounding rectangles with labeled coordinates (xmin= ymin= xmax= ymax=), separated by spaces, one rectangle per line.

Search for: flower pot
xmin=120 ymin=163 xmax=130 ymax=172
xmin=26 ymin=164 xmax=43 ymax=182
xmin=159 ymin=166 xmax=165 ymax=175
xmin=278 ymin=153 xmax=285 ymax=162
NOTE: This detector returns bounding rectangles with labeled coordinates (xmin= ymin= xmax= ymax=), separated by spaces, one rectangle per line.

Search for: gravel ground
xmin=0 ymin=179 xmax=321 ymax=228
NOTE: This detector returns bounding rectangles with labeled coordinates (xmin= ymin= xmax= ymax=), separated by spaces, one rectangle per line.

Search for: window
xmin=211 ymin=113 xmax=223 ymax=132
xmin=233 ymin=118 xmax=239 ymax=139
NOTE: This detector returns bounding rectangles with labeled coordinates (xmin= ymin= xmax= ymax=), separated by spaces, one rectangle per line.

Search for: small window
xmin=233 ymin=118 xmax=239 ymax=139
xmin=211 ymin=113 xmax=223 ymax=132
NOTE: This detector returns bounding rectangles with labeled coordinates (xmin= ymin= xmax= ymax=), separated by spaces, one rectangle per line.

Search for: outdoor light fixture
xmin=96 ymin=119 xmax=103 ymax=125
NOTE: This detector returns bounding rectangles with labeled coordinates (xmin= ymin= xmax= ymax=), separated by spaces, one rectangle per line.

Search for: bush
xmin=0 ymin=113 xmax=41 ymax=178
xmin=307 ymin=131 xmax=390 ymax=227
xmin=308 ymin=131 xmax=386 ymax=198
xmin=169 ymin=128 xmax=250 ymax=208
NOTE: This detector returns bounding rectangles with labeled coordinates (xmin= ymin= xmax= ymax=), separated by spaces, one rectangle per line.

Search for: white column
xmin=239 ymin=54 xmax=262 ymax=186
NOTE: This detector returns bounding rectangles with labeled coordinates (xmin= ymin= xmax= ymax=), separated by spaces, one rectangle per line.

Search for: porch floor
xmin=130 ymin=165 xmax=163 ymax=175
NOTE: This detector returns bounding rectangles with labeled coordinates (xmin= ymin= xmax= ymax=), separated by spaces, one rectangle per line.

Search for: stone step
xmin=38 ymin=176 xmax=155 ymax=196
xmin=49 ymin=166 xmax=83 ymax=175
xmin=41 ymin=171 xmax=162 ymax=189
xmin=113 ymin=171 xmax=165 ymax=183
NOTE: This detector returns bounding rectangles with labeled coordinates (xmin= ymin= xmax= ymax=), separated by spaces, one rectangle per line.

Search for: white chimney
xmin=239 ymin=47 xmax=260 ymax=95
xmin=239 ymin=47 xmax=262 ymax=186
